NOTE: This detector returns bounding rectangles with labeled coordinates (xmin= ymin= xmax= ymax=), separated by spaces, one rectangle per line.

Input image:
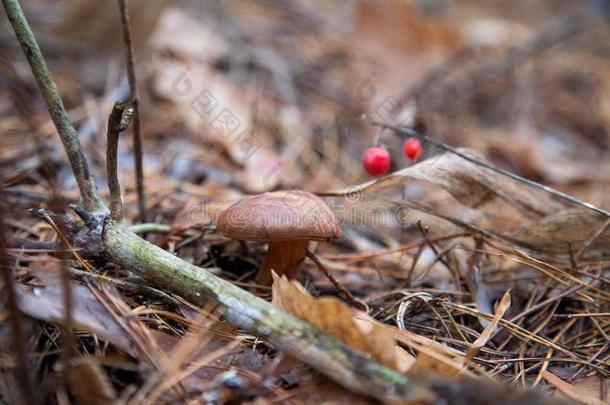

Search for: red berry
xmin=362 ymin=147 xmax=391 ymax=176
xmin=403 ymin=137 xmax=422 ymax=160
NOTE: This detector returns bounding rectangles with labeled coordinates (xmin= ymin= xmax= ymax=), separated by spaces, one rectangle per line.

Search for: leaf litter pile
xmin=1 ymin=0 xmax=609 ymax=404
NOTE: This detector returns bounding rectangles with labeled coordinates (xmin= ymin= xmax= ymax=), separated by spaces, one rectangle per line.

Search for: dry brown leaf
xmin=542 ymin=371 xmax=606 ymax=405
xmin=570 ymin=376 xmax=608 ymax=405
xmin=18 ymin=260 xmax=136 ymax=357
xmin=408 ymin=342 xmax=462 ymax=376
xmin=511 ymin=208 xmax=610 ymax=254
xmin=327 ymin=149 xmax=564 ymax=216
xmin=353 ymin=317 xmax=415 ymax=372
xmin=273 ymin=276 xmax=470 ymax=378
xmin=271 ymin=273 xmax=400 ymax=371
xmin=466 ymin=290 xmax=511 ymax=362
xmin=359 ymin=314 xmax=471 ymax=377
xmin=326 ymin=150 xmax=610 ymax=255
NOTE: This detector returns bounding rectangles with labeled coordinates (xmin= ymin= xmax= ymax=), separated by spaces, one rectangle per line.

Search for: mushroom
xmin=217 ymin=190 xmax=341 ymax=285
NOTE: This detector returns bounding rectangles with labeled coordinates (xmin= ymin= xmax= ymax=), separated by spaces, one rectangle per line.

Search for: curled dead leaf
xmin=353 ymin=314 xmax=470 ymax=378
xmin=325 ymin=150 xmax=610 ymax=256
xmin=325 ymin=150 xmax=564 ymax=216
xmin=271 ymin=273 xmax=404 ymax=371
xmin=272 ymin=274 xmax=479 ymax=378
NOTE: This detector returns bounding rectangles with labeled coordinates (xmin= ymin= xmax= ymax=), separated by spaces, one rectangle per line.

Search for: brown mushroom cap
xmin=217 ymin=190 xmax=341 ymax=241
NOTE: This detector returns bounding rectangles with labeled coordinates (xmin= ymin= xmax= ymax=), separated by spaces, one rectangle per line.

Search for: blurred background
xmin=3 ymin=0 xmax=609 ymax=207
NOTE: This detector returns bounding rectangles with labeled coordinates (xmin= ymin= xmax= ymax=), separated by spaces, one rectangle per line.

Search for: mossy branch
xmin=103 ymin=224 xmax=411 ymax=401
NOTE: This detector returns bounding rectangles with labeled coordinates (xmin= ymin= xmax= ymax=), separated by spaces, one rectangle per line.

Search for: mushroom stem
xmin=257 ymin=239 xmax=309 ymax=285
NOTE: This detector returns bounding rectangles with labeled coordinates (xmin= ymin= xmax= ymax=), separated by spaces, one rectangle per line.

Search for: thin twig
xmin=401 ymin=236 xmax=426 ymax=289
xmin=107 ymin=101 xmax=135 ymax=221
xmin=414 ymin=220 xmax=454 ymax=282
xmin=553 ymin=313 xmax=610 ymax=319
xmin=366 ymin=118 xmax=610 ymax=218
xmin=1 ymin=0 xmax=105 ymax=213
xmin=305 ymin=249 xmax=360 ymax=309
xmin=117 ymin=0 xmax=146 ymax=223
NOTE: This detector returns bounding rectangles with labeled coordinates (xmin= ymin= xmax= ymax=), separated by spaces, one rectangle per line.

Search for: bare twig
xmin=401 ymin=239 xmax=425 ymax=289
xmin=1 ymin=0 xmax=105 ymax=213
xmin=117 ymin=0 xmax=146 ymax=222
xmin=414 ymin=221 xmax=458 ymax=286
xmin=367 ymin=118 xmax=610 ymax=218
xmin=305 ymin=249 xmax=360 ymax=308
xmin=107 ymin=101 xmax=135 ymax=221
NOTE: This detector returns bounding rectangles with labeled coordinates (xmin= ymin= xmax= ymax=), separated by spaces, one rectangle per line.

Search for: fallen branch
xmin=103 ymin=224 xmax=411 ymax=401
